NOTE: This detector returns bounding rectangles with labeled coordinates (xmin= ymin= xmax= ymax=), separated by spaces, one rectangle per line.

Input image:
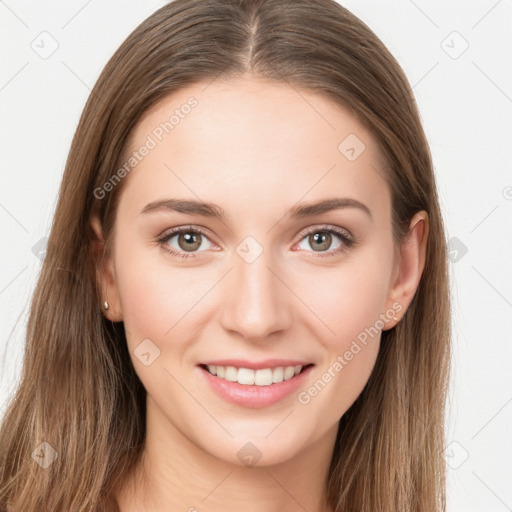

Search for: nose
xmin=219 ymin=247 xmax=293 ymax=342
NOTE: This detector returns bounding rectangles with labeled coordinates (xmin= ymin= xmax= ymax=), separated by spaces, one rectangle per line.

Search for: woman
xmin=0 ymin=0 xmax=451 ymax=510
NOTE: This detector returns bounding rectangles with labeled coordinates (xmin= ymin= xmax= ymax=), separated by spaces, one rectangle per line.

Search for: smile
xmin=203 ymin=364 xmax=307 ymax=386
xmin=197 ymin=360 xmax=314 ymax=408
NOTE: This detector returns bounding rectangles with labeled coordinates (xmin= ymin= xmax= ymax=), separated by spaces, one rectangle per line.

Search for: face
xmin=94 ymin=74 xmax=417 ymax=467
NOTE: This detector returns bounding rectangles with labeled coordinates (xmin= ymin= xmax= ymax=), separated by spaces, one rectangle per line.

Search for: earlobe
xmin=383 ymin=211 xmax=429 ymax=330
xmin=90 ymin=215 xmax=123 ymax=322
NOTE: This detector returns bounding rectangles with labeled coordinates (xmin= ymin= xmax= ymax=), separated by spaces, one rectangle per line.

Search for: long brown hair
xmin=0 ymin=1 xmax=451 ymax=510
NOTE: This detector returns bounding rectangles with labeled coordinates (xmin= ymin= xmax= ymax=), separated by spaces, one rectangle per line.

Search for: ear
xmin=90 ymin=214 xmax=123 ymax=322
xmin=382 ymin=210 xmax=429 ymax=330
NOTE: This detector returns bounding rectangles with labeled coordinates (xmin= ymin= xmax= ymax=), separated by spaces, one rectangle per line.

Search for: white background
xmin=1 ymin=1 xmax=511 ymax=510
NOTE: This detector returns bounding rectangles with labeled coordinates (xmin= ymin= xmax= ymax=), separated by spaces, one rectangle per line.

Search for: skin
xmin=91 ymin=73 xmax=428 ymax=512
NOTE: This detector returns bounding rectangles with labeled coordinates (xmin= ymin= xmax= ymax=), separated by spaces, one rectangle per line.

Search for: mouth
xmin=197 ymin=361 xmax=315 ymax=408
xmin=199 ymin=363 xmax=314 ymax=386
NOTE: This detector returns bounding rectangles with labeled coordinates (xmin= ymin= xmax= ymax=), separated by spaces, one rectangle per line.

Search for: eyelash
xmin=157 ymin=224 xmax=356 ymax=260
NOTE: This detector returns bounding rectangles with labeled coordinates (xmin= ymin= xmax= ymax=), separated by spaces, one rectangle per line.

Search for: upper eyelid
xmin=159 ymin=225 xmax=216 ymax=243
xmin=300 ymin=224 xmax=352 ymax=238
xmin=159 ymin=224 xmax=353 ymax=248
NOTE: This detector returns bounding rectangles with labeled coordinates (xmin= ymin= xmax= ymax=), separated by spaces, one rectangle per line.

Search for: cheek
xmin=295 ymin=270 xmax=385 ymax=422
xmin=314 ymin=269 xmax=383 ymax=371
xmin=114 ymin=240 xmax=221 ymax=368
xmin=117 ymin=265 xmax=170 ymax=341
xmin=293 ymin=247 xmax=393 ymax=413
xmin=301 ymin=255 xmax=393 ymax=346
xmin=112 ymin=233 xmax=178 ymax=346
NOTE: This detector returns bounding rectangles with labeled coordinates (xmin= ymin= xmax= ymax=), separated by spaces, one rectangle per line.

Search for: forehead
xmin=118 ymin=75 xmax=391 ymax=223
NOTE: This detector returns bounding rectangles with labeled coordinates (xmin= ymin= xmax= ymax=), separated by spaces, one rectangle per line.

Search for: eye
xmin=295 ymin=225 xmax=355 ymax=257
xmin=157 ymin=224 xmax=356 ymax=260
xmin=157 ymin=225 xmax=216 ymax=259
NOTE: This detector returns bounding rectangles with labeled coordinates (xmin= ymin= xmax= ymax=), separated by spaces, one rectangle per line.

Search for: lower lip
xmin=198 ymin=365 xmax=314 ymax=408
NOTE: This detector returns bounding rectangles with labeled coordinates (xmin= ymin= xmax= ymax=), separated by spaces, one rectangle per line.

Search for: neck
xmin=115 ymin=397 xmax=338 ymax=512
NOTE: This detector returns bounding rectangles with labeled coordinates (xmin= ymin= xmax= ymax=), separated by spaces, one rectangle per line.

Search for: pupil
xmin=311 ymin=232 xmax=330 ymax=251
xmin=179 ymin=232 xmax=200 ymax=251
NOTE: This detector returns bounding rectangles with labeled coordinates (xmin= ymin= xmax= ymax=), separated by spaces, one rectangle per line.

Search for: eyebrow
xmin=139 ymin=197 xmax=372 ymax=220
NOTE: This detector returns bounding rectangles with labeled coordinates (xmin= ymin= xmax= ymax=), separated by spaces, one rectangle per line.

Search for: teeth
xmin=238 ymin=368 xmax=255 ymax=385
xmin=272 ymin=367 xmax=284 ymax=383
xmin=283 ymin=366 xmax=295 ymax=380
xmin=225 ymin=366 xmax=238 ymax=382
xmin=206 ymin=365 xmax=304 ymax=386
xmin=254 ymin=368 xmax=273 ymax=386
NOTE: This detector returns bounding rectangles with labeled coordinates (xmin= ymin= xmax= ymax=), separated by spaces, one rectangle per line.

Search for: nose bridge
xmin=219 ymin=241 xmax=291 ymax=340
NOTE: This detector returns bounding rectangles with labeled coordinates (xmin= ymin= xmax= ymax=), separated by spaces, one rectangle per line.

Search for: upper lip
xmin=199 ymin=359 xmax=314 ymax=370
